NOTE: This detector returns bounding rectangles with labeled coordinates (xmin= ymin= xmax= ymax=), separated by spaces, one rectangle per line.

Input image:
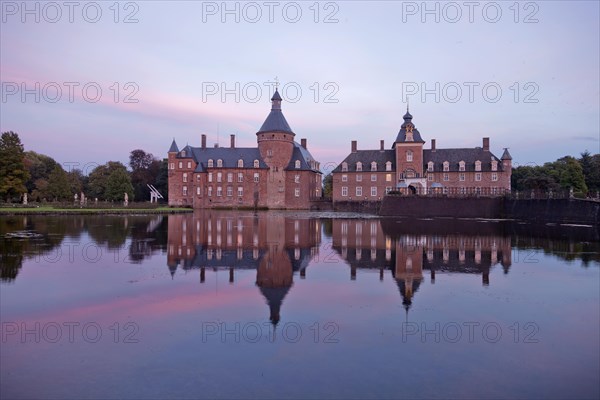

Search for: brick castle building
xmin=331 ymin=109 xmax=512 ymax=202
xmin=168 ymin=90 xmax=322 ymax=208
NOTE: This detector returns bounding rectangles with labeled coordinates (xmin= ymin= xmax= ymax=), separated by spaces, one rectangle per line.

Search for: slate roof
xmin=286 ymin=142 xmax=321 ymax=172
xmin=168 ymin=139 xmax=179 ymax=153
xmin=424 ymin=148 xmax=504 ymax=172
xmin=332 ymin=150 xmax=395 ymax=173
xmin=501 ymin=148 xmax=512 ymax=160
xmin=394 ymin=111 xmax=425 ymax=145
xmin=257 ymin=89 xmax=294 ymax=134
xmin=176 ymin=145 xmax=268 ymax=172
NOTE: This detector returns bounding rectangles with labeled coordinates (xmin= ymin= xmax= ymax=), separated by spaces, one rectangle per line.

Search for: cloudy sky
xmin=1 ymin=1 xmax=598 ymax=174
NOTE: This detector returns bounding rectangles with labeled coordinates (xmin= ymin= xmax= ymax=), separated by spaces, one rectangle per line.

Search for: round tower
xmin=256 ymin=90 xmax=295 ymax=170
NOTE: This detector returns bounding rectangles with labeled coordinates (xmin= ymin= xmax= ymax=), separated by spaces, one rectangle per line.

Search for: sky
xmin=1 ymin=0 xmax=599 ymax=174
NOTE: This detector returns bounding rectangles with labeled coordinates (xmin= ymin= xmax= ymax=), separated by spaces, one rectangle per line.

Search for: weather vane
xmin=274 ymin=76 xmax=279 ymax=90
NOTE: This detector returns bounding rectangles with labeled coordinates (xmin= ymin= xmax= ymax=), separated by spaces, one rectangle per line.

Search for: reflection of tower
xmin=392 ymin=236 xmax=424 ymax=312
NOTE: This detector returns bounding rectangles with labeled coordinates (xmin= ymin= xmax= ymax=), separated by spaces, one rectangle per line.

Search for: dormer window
xmin=181 ymin=150 xmax=186 ymax=157
xmin=475 ymin=160 xmax=482 ymax=171
xmin=295 ymin=160 xmax=301 ymax=169
xmin=253 ymin=159 xmax=259 ymax=168
xmin=371 ymin=162 xmax=377 ymax=171
xmin=207 ymin=159 xmax=213 ymax=168
xmin=217 ymin=159 xmax=223 ymax=168
xmin=459 ymin=161 xmax=465 ymax=171
xmin=491 ymin=160 xmax=498 ymax=171
xmin=406 ymin=150 xmax=413 ymax=162
xmin=238 ymin=159 xmax=244 ymax=168
xmin=342 ymin=162 xmax=348 ymax=172
xmin=427 ymin=161 xmax=434 ymax=172
xmin=385 ymin=161 xmax=392 ymax=171
xmin=443 ymin=161 xmax=449 ymax=172
xmin=356 ymin=162 xmax=363 ymax=172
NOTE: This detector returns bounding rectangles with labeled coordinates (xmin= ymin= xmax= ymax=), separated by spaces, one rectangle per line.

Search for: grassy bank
xmin=0 ymin=205 xmax=192 ymax=215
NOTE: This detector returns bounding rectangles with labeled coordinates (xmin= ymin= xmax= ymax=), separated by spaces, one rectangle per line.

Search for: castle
xmin=168 ymin=90 xmax=322 ymax=208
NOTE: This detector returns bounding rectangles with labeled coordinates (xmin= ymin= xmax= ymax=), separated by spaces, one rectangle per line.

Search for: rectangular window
xmin=238 ymin=173 xmax=243 ymax=183
xmin=238 ymin=187 xmax=243 ymax=197
xmin=182 ymin=186 xmax=187 ymax=196
xmin=371 ymin=187 xmax=377 ymax=197
xmin=178 ymin=161 xmax=182 ymax=168
xmin=443 ymin=173 xmax=449 ymax=181
xmin=227 ymin=187 xmax=232 ymax=197
xmin=386 ymin=173 xmax=392 ymax=182
xmin=208 ymin=172 xmax=213 ymax=183
xmin=492 ymin=173 xmax=498 ymax=181
xmin=492 ymin=161 xmax=498 ymax=171
xmin=183 ymin=173 xmax=187 ymax=182
xmin=254 ymin=173 xmax=259 ymax=183
xmin=356 ymin=175 xmax=362 ymax=182
xmin=341 ymin=186 xmax=348 ymax=197
xmin=356 ymin=187 xmax=363 ymax=197
xmin=187 ymin=161 xmax=192 ymax=169
xmin=227 ymin=173 xmax=233 ymax=183
xmin=196 ymin=175 xmax=201 ymax=182
xmin=217 ymin=172 xmax=222 ymax=183
xmin=196 ymin=187 xmax=201 ymax=196
xmin=294 ymin=174 xmax=300 ymax=183
xmin=371 ymin=174 xmax=377 ymax=182
xmin=217 ymin=187 xmax=222 ymax=197
xmin=208 ymin=187 xmax=212 ymax=197
xmin=407 ymin=152 xmax=413 ymax=162
xmin=443 ymin=163 xmax=449 ymax=172
xmin=428 ymin=174 xmax=434 ymax=181
xmin=475 ymin=173 xmax=482 ymax=181
xmin=342 ymin=174 xmax=347 ymax=182
xmin=295 ymin=188 xmax=300 ymax=197
xmin=170 ymin=163 xmax=174 ymax=170
xmin=459 ymin=173 xmax=465 ymax=181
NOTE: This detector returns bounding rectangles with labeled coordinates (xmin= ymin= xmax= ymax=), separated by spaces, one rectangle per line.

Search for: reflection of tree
xmin=85 ymin=216 xmax=130 ymax=250
xmin=127 ymin=216 xmax=168 ymax=263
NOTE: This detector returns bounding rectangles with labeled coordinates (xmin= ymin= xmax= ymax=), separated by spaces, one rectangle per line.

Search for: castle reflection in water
xmin=166 ymin=211 xmax=513 ymax=322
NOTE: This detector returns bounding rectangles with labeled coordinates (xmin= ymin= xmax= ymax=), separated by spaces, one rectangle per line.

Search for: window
xmin=254 ymin=173 xmax=259 ymax=183
xmin=253 ymin=159 xmax=259 ymax=168
xmin=294 ymin=174 xmax=300 ymax=183
xmin=170 ymin=163 xmax=174 ymax=170
xmin=238 ymin=159 xmax=244 ymax=168
xmin=183 ymin=173 xmax=187 ymax=182
xmin=217 ymin=172 xmax=222 ymax=183
xmin=237 ymin=187 xmax=243 ymax=197
xmin=238 ymin=173 xmax=243 ymax=182
xmin=356 ymin=162 xmax=363 ymax=171
xmin=342 ymin=174 xmax=348 ymax=182
xmin=385 ymin=161 xmax=392 ymax=171
xmin=386 ymin=173 xmax=392 ymax=182
xmin=459 ymin=161 xmax=465 ymax=171
xmin=385 ymin=186 xmax=392 ymax=194
xmin=459 ymin=173 xmax=465 ymax=181
xmin=443 ymin=173 xmax=449 ymax=181
xmin=227 ymin=173 xmax=233 ymax=183
xmin=295 ymin=160 xmax=301 ymax=169
xmin=356 ymin=187 xmax=363 ymax=197
xmin=208 ymin=159 xmax=213 ymax=168
xmin=443 ymin=161 xmax=449 ymax=171
xmin=492 ymin=173 xmax=498 ymax=181
xmin=428 ymin=174 xmax=434 ymax=181
xmin=208 ymin=187 xmax=212 ymax=197
xmin=196 ymin=187 xmax=201 ymax=196
xmin=342 ymin=162 xmax=348 ymax=172
xmin=371 ymin=174 xmax=377 ymax=182
xmin=491 ymin=161 xmax=498 ymax=171
xmin=216 ymin=187 xmax=222 ymax=197
xmin=295 ymin=188 xmax=300 ymax=197
xmin=475 ymin=173 xmax=482 ymax=181
xmin=341 ymin=186 xmax=348 ymax=197
xmin=178 ymin=161 xmax=182 ymax=168
xmin=187 ymin=161 xmax=192 ymax=169
xmin=406 ymin=150 xmax=413 ymax=162
xmin=356 ymin=174 xmax=362 ymax=182
xmin=208 ymin=172 xmax=213 ymax=183
xmin=427 ymin=162 xmax=434 ymax=172
xmin=182 ymin=186 xmax=187 ymax=195
xmin=227 ymin=187 xmax=233 ymax=197
xmin=371 ymin=187 xmax=377 ymax=197
xmin=475 ymin=160 xmax=481 ymax=171
xmin=217 ymin=159 xmax=223 ymax=168
xmin=371 ymin=162 xmax=377 ymax=171
xmin=181 ymin=150 xmax=186 ymax=157
xmin=196 ymin=175 xmax=201 ymax=182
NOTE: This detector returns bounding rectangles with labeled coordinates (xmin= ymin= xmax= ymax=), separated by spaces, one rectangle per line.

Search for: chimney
xmin=380 ymin=140 xmax=385 ymax=151
xmin=230 ymin=134 xmax=235 ymax=148
xmin=351 ymin=140 xmax=357 ymax=153
xmin=431 ymin=139 xmax=436 ymax=152
xmin=301 ymin=138 xmax=307 ymax=149
xmin=483 ymin=137 xmax=490 ymax=151
xmin=201 ymin=134 xmax=206 ymax=149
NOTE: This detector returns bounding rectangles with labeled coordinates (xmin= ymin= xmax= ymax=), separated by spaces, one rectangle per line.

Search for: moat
xmin=1 ymin=212 xmax=599 ymax=399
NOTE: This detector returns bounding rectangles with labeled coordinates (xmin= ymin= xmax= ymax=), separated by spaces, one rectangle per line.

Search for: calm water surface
xmin=1 ymin=211 xmax=599 ymax=399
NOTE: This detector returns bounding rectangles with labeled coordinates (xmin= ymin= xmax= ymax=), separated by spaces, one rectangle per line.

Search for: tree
xmin=105 ymin=167 xmax=134 ymax=202
xmin=23 ymin=151 xmax=58 ymax=194
xmin=129 ymin=149 xmax=160 ymax=201
xmin=579 ymin=151 xmax=600 ymax=193
xmin=546 ymin=156 xmax=587 ymax=194
xmin=47 ymin=165 xmax=72 ymax=201
xmin=154 ymin=159 xmax=169 ymax=200
xmin=0 ymin=131 xmax=30 ymax=202
xmin=322 ymin=174 xmax=333 ymax=198
xmin=88 ymin=162 xmax=130 ymax=200
xmin=66 ymin=169 xmax=85 ymax=195
xmin=129 ymin=149 xmax=154 ymax=171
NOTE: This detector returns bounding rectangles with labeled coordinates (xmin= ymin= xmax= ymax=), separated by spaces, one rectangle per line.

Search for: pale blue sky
xmin=1 ymin=1 xmax=598 ymax=173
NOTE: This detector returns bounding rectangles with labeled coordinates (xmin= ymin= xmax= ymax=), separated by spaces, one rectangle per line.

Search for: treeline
xmin=0 ymin=131 xmax=168 ymax=203
xmin=511 ymin=152 xmax=600 ymax=196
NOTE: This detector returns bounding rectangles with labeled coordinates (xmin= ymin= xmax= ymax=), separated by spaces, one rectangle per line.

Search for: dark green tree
xmin=47 ymin=165 xmax=72 ymax=201
xmin=105 ymin=166 xmax=134 ymax=202
xmin=88 ymin=162 xmax=130 ymax=200
xmin=0 ymin=131 xmax=30 ymax=202
xmin=579 ymin=151 xmax=600 ymax=193
xmin=23 ymin=151 xmax=58 ymax=194
xmin=322 ymin=174 xmax=333 ymax=198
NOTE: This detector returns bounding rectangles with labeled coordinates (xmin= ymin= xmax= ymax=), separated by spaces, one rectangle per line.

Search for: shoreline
xmin=0 ymin=206 xmax=193 ymax=216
